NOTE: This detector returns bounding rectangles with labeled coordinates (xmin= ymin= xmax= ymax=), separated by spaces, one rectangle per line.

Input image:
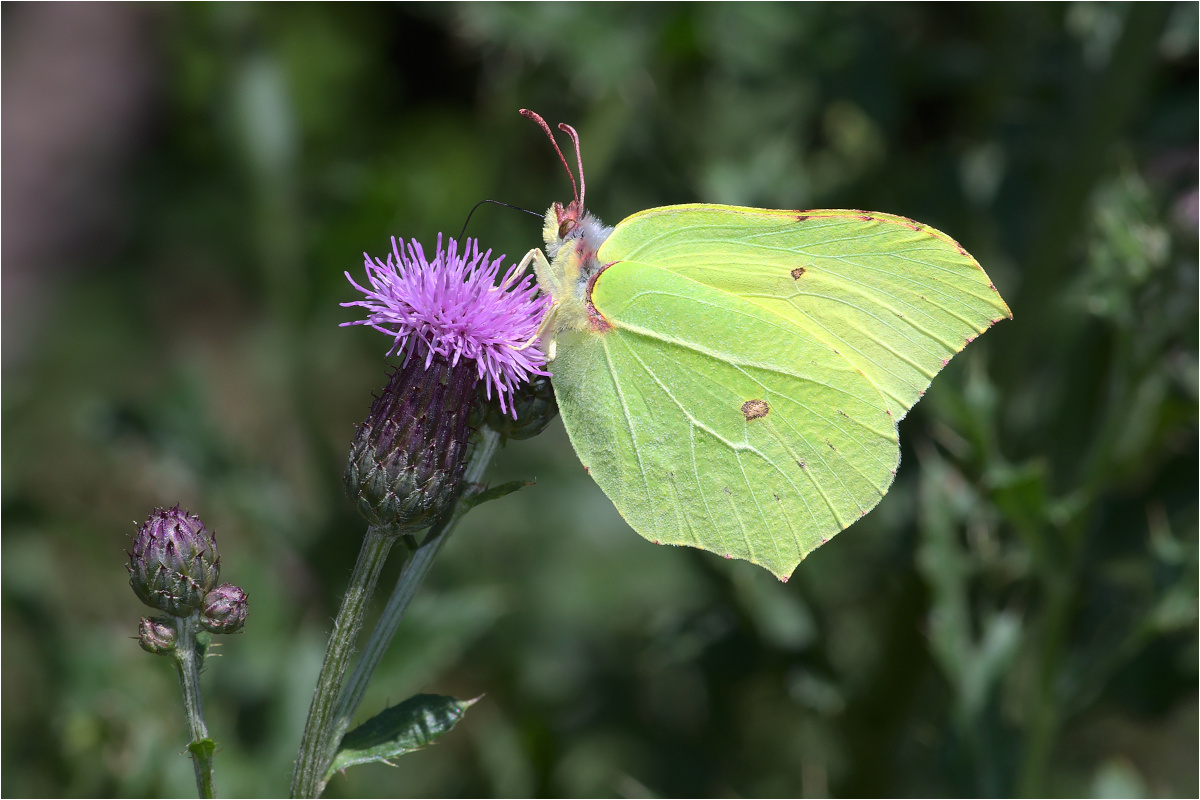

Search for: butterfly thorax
xmin=537 ymin=203 xmax=614 ymax=333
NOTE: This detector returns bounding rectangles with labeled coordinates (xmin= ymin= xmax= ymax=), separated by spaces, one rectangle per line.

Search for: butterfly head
xmin=542 ymin=200 xmax=584 ymax=260
xmin=522 ymin=110 xmax=614 ymax=340
xmin=520 ymin=109 xmax=594 ymax=259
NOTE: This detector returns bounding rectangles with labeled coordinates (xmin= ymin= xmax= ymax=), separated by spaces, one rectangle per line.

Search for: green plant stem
xmin=172 ymin=615 xmax=216 ymax=799
xmin=319 ymin=426 xmax=501 ymax=792
xmin=291 ymin=525 xmax=396 ymax=798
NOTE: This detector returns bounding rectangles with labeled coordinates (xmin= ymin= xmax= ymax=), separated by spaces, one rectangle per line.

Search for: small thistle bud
xmin=128 ymin=505 xmax=220 ymax=617
xmin=345 ymin=355 xmax=476 ymax=531
xmin=478 ymin=373 xmax=558 ymax=440
xmin=138 ymin=616 xmax=178 ymax=655
xmin=200 ymin=583 xmax=248 ymax=634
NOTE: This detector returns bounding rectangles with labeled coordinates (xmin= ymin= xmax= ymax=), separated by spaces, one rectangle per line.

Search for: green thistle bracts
xmin=477 ymin=373 xmax=558 ymax=441
xmin=200 ymin=583 xmax=248 ymax=634
xmin=344 ymin=355 xmax=475 ymax=532
xmin=137 ymin=616 xmax=178 ymax=655
xmin=128 ymin=505 xmax=220 ymax=617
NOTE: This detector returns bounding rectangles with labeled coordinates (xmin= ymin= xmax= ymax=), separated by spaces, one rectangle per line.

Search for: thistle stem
xmin=172 ymin=615 xmax=216 ymax=799
xmin=319 ymin=426 xmax=501 ymax=793
xmin=291 ymin=525 xmax=396 ymax=798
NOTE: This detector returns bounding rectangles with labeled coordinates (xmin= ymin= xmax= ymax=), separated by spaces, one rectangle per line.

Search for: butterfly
xmin=516 ymin=109 xmax=1010 ymax=579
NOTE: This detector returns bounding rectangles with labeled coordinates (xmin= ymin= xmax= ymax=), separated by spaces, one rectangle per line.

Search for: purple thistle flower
xmin=341 ymin=234 xmax=550 ymax=415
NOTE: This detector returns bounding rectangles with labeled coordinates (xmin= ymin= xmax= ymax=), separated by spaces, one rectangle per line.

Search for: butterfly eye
xmin=558 ymin=219 xmax=577 ymax=239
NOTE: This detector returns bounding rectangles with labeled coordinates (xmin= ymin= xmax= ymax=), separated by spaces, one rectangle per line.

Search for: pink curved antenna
xmin=556 ymin=123 xmax=585 ymax=209
xmin=519 ymin=109 xmax=579 ymax=204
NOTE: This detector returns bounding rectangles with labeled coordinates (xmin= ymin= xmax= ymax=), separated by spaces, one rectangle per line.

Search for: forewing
xmin=551 ymin=261 xmax=898 ymax=578
xmin=596 ymin=205 xmax=1011 ymax=417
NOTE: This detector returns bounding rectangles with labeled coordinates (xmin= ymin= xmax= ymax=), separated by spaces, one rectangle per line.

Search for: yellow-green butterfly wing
xmin=549 ymin=204 xmax=1010 ymax=579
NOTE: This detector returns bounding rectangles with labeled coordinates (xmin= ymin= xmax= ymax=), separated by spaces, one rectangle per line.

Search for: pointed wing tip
xmin=983 ymin=279 xmax=1013 ymax=320
xmin=642 ymin=533 xmax=802 ymax=581
xmin=772 ymin=564 xmax=799 ymax=582
xmin=739 ymin=553 xmax=800 ymax=582
xmin=987 ymin=304 xmax=1014 ymax=325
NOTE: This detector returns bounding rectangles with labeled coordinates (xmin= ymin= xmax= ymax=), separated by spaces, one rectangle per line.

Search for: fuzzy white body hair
xmin=535 ymin=205 xmax=612 ymax=322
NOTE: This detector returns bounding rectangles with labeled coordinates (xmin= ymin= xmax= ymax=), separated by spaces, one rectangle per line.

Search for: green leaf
xmin=325 ymin=694 xmax=477 ymax=779
xmin=462 ymin=480 xmax=534 ymax=512
xmin=194 ymin=629 xmax=214 ymax=661
xmin=187 ymin=737 xmax=216 ymax=761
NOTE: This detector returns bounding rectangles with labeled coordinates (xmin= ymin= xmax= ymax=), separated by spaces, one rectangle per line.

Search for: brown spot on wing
xmin=741 ymin=399 xmax=770 ymax=420
xmin=791 ymin=267 xmax=806 ymax=279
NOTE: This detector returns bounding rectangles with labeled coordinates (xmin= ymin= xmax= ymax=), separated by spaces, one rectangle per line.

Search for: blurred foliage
xmin=2 ymin=3 xmax=1197 ymax=797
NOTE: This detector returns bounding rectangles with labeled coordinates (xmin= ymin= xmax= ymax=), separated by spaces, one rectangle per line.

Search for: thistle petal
xmin=341 ymin=235 xmax=551 ymax=415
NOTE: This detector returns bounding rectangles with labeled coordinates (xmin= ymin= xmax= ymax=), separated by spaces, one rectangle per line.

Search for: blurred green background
xmin=3 ymin=3 xmax=1196 ymax=797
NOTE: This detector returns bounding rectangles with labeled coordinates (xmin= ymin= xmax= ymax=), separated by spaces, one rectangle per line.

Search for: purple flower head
xmin=342 ymin=235 xmax=550 ymax=416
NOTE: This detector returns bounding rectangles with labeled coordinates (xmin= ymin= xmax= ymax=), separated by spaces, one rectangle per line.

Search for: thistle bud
xmin=200 ymin=583 xmax=248 ymax=634
xmin=128 ymin=505 xmax=220 ymax=617
xmin=138 ymin=616 xmax=178 ymax=655
xmin=345 ymin=355 xmax=476 ymax=532
xmin=478 ymin=373 xmax=558 ymax=440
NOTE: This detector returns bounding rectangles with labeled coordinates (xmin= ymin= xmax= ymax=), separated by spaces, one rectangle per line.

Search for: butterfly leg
xmin=517 ymin=247 xmax=558 ymax=297
xmin=535 ymin=308 xmax=558 ymax=361
xmin=515 ymin=247 xmax=541 ymax=274
xmin=516 ymin=247 xmax=560 ymax=361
